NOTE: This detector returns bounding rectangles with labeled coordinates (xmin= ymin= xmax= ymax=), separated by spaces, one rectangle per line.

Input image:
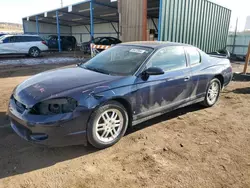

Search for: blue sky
xmin=0 ymin=0 xmax=249 ymax=31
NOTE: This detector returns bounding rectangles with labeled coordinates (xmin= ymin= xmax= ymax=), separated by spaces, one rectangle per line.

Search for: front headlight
xmin=30 ymin=98 xmax=78 ymax=115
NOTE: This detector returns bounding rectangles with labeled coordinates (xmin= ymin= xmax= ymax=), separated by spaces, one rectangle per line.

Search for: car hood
xmin=14 ymin=66 xmax=122 ymax=107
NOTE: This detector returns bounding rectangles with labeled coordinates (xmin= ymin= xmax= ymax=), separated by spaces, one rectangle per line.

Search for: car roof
xmin=2 ymin=34 xmax=40 ymax=37
xmin=0 ymin=34 xmax=12 ymax=38
xmin=16 ymin=35 xmax=40 ymax=37
xmin=95 ymin=36 xmax=119 ymax=39
xmin=120 ymin=41 xmax=193 ymax=49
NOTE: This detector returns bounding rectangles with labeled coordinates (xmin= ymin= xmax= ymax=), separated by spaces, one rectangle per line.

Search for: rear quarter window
xmin=186 ymin=47 xmax=201 ymax=65
xmin=30 ymin=36 xmax=42 ymax=42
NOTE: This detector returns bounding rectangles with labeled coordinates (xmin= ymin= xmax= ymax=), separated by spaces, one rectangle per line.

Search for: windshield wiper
xmin=83 ymin=65 xmax=110 ymax=75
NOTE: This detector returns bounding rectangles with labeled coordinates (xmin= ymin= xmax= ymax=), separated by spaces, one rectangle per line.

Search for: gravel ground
xmin=0 ymin=55 xmax=87 ymax=66
xmin=0 ymin=63 xmax=249 ymax=188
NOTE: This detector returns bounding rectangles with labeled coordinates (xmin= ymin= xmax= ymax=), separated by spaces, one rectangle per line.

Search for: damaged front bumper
xmin=8 ymin=96 xmax=90 ymax=147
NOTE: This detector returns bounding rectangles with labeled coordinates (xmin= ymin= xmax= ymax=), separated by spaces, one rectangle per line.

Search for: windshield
xmin=82 ymin=45 xmax=153 ymax=76
xmin=0 ymin=35 xmax=7 ymax=41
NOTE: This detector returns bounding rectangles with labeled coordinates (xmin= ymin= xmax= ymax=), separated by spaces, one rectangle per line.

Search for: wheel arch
xmin=110 ymin=97 xmax=133 ymax=127
xmin=29 ymin=46 xmax=41 ymax=51
xmin=86 ymin=96 xmax=133 ymax=129
xmin=214 ymin=74 xmax=224 ymax=88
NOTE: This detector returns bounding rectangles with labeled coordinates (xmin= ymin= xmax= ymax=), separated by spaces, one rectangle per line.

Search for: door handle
xmin=184 ymin=76 xmax=190 ymax=81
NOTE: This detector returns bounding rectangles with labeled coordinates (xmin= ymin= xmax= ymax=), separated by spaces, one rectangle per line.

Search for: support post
xmin=84 ymin=25 xmax=90 ymax=34
xmin=142 ymin=0 xmax=147 ymax=41
xmin=232 ymin=18 xmax=238 ymax=54
xmin=36 ymin=16 xmax=40 ymax=35
xmin=56 ymin=11 xmax=62 ymax=52
xmin=117 ymin=21 xmax=120 ymax=39
xmin=243 ymin=41 xmax=250 ymax=74
xmin=90 ymin=0 xmax=94 ymax=42
xmin=158 ymin=0 xmax=163 ymax=41
xmin=111 ymin=22 xmax=119 ymax=38
xmin=22 ymin=20 xmax=26 ymax=34
xmin=151 ymin=18 xmax=158 ymax=32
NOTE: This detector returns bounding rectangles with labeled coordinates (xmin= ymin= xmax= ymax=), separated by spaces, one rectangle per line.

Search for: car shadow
xmin=0 ymin=104 xmax=205 ymax=180
xmin=232 ymin=87 xmax=250 ymax=94
xmin=126 ymin=103 xmax=205 ymax=135
xmin=0 ymin=55 xmax=27 ymax=59
xmin=0 ymin=111 xmax=98 ymax=180
xmin=232 ymin=73 xmax=250 ymax=82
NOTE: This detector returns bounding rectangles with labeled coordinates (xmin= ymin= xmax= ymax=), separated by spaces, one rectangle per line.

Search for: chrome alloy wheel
xmin=30 ymin=48 xmax=39 ymax=57
xmin=95 ymin=109 xmax=124 ymax=143
xmin=207 ymin=81 xmax=220 ymax=104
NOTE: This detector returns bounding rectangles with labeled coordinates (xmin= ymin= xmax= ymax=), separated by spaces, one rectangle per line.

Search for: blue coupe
xmin=8 ymin=42 xmax=233 ymax=149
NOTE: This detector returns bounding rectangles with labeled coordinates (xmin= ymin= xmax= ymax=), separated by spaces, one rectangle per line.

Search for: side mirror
xmin=143 ymin=67 xmax=164 ymax=76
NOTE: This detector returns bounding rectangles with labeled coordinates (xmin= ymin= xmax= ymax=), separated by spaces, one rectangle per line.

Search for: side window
xmin=8 ymin=37 xmax=16 ymax=43
xmin=15 ymin=36 xmax=26 ymax=42
xmin=51 ymin=36 xmax=57 ymax=41
xmin=147 ymin=46 xmax=187 ymax=71
xmin=186 ymin=47 xmax=201 ymax=65
xmin=99 ymin=38 xmax=109 ymax=45
xmin=22 ymin=36 xmax=28 ymax=42
xmin=3 ymin=37 xmax=10 ymax=43
xmin=28 ymin=37 xmax=35 ymax=42
xmin=34 ymin=37 xmax=42 ymax=41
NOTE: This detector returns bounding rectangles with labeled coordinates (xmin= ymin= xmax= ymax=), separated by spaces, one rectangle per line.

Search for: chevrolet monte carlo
xmin=8 ymin=42 xmax=233 ymax=149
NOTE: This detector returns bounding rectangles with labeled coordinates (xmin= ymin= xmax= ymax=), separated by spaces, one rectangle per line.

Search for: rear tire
xmin=87 ymin=101 xmax=129 ymax=149
xmin=29 ymin=47 xmax=40 ymax=58
xmin=201 ymin=78 xmax=221 ymax=107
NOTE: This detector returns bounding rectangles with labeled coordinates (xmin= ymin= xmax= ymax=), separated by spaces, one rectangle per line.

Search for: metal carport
xmin=23 ymin=0 xmax=160 ymax=52
xmin=22 ymin=0 xmax=231 ymax=53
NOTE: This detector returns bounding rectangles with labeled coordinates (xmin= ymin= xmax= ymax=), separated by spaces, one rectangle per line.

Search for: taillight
xmin=42 ymin=41 xmax=47 ymax=45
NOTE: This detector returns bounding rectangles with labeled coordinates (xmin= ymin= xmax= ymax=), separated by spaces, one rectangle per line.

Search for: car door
xmin=12 ymin=36 xmax=28 ymax=53
xmin=134 ymin=46 xmax=193 ymax=119
xmin=185 ymin=47 xmax=209 ymax=100
xmin=0 ymin=36 xmax=16 ymax=54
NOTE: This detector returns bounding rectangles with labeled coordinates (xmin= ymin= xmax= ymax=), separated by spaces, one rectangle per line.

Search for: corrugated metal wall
xmin=72 ymin=23 xmax=119 ymax=43
xmin=23 ymin=20 xmax=71 ymax=35
xmin=227 ymin=33 xmax=250 ymax=55
xmin=159 ymin=0 xmax=231 ymax=53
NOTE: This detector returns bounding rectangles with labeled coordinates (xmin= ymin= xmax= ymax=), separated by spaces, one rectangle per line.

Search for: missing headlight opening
xmin=31 ymin=98 xmax=78 ymax=115
xmin=49 ymin=104 xmax=60 ymax=114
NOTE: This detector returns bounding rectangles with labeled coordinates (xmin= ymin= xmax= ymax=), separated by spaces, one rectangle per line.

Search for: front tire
xmin=87 ymin=101 xmax=129 ymax=149
xmin=29 ymin=47 xmax=40 ymax=58
xmin=201 ymin=78 xmax=221 ymax=107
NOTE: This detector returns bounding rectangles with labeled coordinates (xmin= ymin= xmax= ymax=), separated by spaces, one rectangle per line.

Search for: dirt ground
xmin=0 ymin=63 xmax=249 ymax=188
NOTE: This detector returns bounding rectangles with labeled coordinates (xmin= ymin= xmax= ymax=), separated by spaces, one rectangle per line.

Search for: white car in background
xmin=0 ymin=35 xmax=48 ymax=57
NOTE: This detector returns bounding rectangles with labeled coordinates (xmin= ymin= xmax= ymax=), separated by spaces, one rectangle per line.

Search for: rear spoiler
xmin=207 ymin=49 xmax=230 ymax=59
